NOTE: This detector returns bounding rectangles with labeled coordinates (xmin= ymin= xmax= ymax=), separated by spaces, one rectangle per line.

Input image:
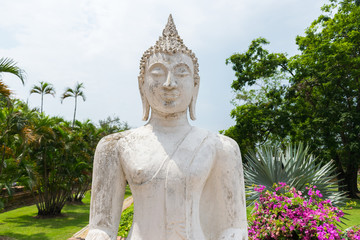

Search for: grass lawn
xmin=0 ymin=194 xmax=91 ymax=240
xmin=0 ymin=186 xmax=132 ymax=240
xmin=339 ymin=199 xmax=360 ymax=230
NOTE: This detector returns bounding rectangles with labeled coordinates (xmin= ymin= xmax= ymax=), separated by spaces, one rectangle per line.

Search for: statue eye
xmin=174 ymin=66 xmax=190 ymax=77
xmin=150 ymin=67 xmax=165 ymax=76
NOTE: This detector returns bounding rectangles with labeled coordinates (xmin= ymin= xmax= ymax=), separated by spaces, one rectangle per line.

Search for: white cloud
xmin=0 ymin=0 xmax=326 ymax=131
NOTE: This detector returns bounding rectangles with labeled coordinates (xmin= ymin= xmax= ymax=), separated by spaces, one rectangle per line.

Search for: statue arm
xmin=201 ymin=135 xmax=248 ymax=240
xmin=216 ymin=136 xmax=248 ymax=240
xmin=86 ymin=135 xmax=127 ymax=240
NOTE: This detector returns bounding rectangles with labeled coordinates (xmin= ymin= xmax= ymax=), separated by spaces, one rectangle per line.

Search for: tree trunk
xmin=344 ymin=156 xmax=359 ymax=199
xmin=334 ymin=155 xmax=347 ymax=192
xmin=72 ymin=97 xmax=77 ymax=128
xmin=41 ymin=93 xmax=43 ymax=113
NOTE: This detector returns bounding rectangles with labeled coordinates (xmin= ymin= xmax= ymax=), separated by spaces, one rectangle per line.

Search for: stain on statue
xmin=86 ymin=15 xmax=248 ymax=240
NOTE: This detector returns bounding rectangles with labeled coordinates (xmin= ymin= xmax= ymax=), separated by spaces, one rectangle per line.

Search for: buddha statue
xmin=85 ymin=15 xmax=248 ymax=240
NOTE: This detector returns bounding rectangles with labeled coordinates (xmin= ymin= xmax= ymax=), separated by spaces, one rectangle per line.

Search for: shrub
xmin=118 ymin=204 xmax=134 ymax=238
xmin=249 ymin=182 xmax=345 ymax=240
xmin=343 ymin=225 xmax=360 ymax=240
xmin=244 ymin=143 xmax=347 ymax=206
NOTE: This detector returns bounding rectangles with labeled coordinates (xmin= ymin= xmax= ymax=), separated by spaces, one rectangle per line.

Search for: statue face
xmin=144 ymin=52 xmax=195 ymax=115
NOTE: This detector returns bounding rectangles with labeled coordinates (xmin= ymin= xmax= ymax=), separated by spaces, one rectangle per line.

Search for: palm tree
xmin=61 ymin=82 xmax=86 ymax=128
xmin=30 ymin=81 xmax=56 ymax=113
xmin=0 ymin=57 xmax=25 ymax=99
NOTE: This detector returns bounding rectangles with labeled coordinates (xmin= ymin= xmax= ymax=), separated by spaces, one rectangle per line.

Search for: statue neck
xmin=147 ymin=109 xmax=191 ymax=132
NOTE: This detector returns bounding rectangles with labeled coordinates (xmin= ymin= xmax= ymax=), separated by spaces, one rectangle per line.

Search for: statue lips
xmin=161 ymin=90 xmax=180 ymax=101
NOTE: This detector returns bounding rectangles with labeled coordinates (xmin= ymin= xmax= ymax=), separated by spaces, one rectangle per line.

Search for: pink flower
xmin=248 ymin=183 xmax=345 ymax=240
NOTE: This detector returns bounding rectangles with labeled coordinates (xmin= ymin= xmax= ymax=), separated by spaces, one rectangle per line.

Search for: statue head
xmin=138 ymin=14 xmax=200 ymax=121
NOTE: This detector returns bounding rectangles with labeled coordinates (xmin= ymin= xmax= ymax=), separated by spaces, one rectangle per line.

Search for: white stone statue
xmin=86 ymin=15 xmax=248 ymax=240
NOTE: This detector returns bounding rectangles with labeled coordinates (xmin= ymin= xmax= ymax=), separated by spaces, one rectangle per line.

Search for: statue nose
xmin=163 ymin=72 xmax=177 ymax=89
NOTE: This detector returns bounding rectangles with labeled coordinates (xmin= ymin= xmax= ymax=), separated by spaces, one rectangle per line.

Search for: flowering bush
xmin=248 ymin=182 xmax=345 ymax=240
xmin=343 ymin=225 xmax=360 ymax=240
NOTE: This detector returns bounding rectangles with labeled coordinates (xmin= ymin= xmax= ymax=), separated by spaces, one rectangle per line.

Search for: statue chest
xmin=120 ymin=129 xmax=215 ymax=240
xmin=119 ymin=130 xmax=215 ymax=188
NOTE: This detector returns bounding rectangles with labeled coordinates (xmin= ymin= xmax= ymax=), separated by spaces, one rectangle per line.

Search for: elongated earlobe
xmin=139 ymin=77 xmax=150 ymax=121
xmin=142 ymin=97 xmax=150 ymax=121
xmin=189 ymin=99 xmax=196 ymax=120
xmin=189 ymin=81 xmax=199 ymax=121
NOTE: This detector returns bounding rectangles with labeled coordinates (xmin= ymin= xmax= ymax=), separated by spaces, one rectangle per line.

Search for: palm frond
xmin=44 ymin=87 xmax=56 ymax=96
xmin=61 ymin=88 xmax=75 ymax=102
xmin=78 ymin=92 xmax=86 ymax=101
xmin=0 ymin=57 xmax=25 ymax=84
xmin=30 ymin=86 xmax=42 ymax=94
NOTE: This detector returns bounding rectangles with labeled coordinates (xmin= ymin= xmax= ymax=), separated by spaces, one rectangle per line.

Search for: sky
xmin=0 ymin=0 xmax=326 ymax=132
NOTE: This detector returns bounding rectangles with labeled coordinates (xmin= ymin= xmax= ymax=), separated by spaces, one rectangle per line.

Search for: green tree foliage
xmin=30 ymin=81 xmax=56 ymax=113
xmin=0 ymin=57 xmax=130 ymax=215
xmin=0 ymin=96 xmax=130 ymax=215
xmin=225 ymin=0 xmax=360 ymax=198
xmin=221 ymin=72 xmax=291 ymax=156
xmin=98 ymin=116 xmax=130 ymax=137
xmin=28 ymin=115 xmax=73 ymax=216
xmin=0 ymin=100 xmax=36 ymax=209
xmin=67 ymin=120 xmax=100 ymax=202
xmin=0 ymin=60 xmax=132 ymax=214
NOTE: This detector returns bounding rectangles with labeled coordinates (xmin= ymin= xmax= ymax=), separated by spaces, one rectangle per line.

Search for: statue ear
xmin=189 ymin=79 xmax=200 ymax=121
xmin=139 ymin=77 xmax=150 ymax=121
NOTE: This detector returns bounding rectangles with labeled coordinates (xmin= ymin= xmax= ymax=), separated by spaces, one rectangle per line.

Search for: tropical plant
xmin=30 ymin=81 xmax=56 ymax=113
xmin=0 ymin=57 xmax=25 ymax=83
xmin=0 ymin=57 xmax=25 ymax=104
xmin=0 ymin=88 xmax=129 ymax=214
xmin=0 ymin=158 xmax=21 ymax=210
xmin=0 ymin=100 xmax=35 ymax=209
xmin=248 ymin=183 xmax=345 ymax=240
xmin=61 ymin=82 xmax=86 ymax=128
xmin=0 ymin=100 xmax=31 ymax=175
xmin=244 ymin=143 xmax=347 ymax=206
xmin=67 ymin=120 xmax=98 ymax=202
xmin=27 ymin=115 xmax=74 ymax=216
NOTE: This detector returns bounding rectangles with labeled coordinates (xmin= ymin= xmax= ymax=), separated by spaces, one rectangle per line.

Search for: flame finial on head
xmin=162 ymin=14 xmax=178 ymax=37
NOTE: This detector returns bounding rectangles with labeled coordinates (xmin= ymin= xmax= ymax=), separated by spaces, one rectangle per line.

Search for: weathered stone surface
xmin=86 ymin=15 xmax=248 ymax=240
xmin=69 ymin=237 xmax=124 ymax=240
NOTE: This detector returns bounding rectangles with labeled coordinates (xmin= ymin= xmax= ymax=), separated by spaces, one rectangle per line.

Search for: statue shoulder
xmin=96 ymin=129 xmax=135 ymax=151
xmin=190 ymin=127 xmax=240 ymax=151
xmin=216 ymin=134 xmax=240 ymax=151
xmin=94 ymin=129 xmax=137 ymax=167
xmin=213 ymin=133 xmax=242 ymax=165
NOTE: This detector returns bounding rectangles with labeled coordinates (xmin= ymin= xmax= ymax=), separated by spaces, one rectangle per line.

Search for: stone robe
xmin=86 ymin=126 xmax=248 ymax=240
